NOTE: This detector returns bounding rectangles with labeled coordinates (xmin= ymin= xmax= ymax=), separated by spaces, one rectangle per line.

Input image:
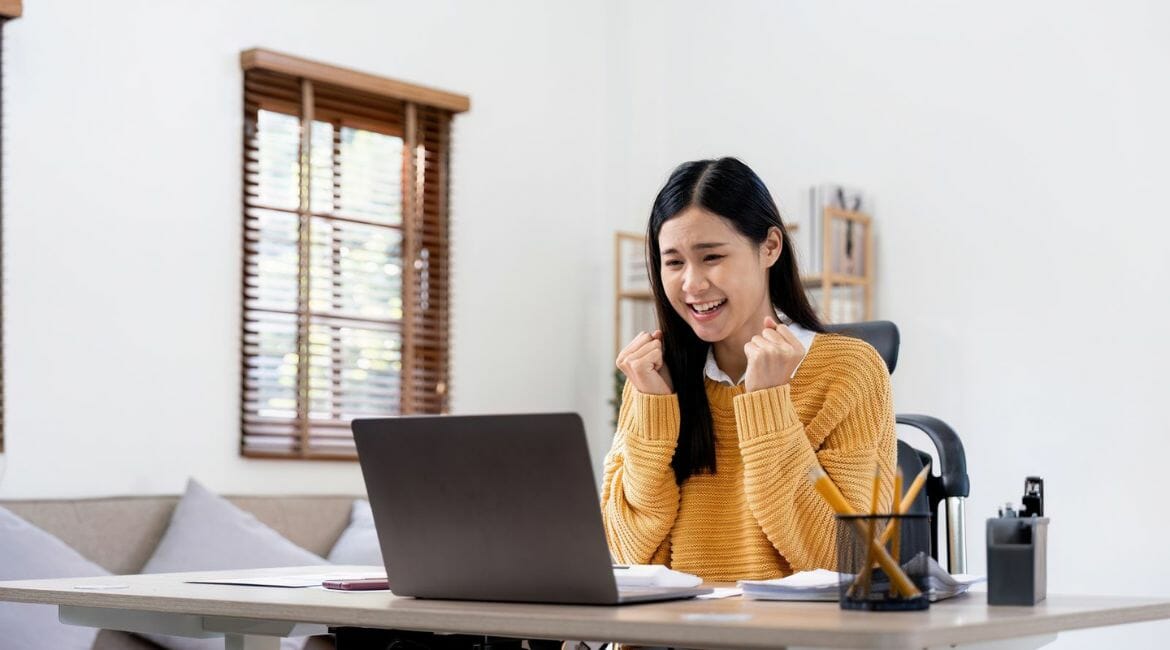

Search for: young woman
xmin=603 ymin=158 xmax=897 ymax=582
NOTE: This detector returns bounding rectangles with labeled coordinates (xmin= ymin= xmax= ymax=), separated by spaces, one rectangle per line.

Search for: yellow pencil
xmin=880 ymin=465 xmax=929 ymax=546
xmin=808 ymin=466 xmax=921 ymax=598
xmin=851 ymin=465 xmax=884 ymax=598
xmin=891 ymin=468 xmax=904 ymax=563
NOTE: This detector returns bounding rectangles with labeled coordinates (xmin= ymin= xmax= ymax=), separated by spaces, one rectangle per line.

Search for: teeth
xmin=692 ymin=299 xmax=726 ymax=313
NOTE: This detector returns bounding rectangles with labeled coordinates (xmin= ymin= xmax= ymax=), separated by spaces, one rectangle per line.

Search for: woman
xmin=603 ymin=158 xmax=897 ymax=582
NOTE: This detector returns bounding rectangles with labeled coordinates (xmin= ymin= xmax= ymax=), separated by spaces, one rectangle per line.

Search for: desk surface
xmin=2 ymin=566 xmax=1170 ymax=649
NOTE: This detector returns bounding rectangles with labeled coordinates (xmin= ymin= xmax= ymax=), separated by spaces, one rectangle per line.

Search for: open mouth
xmin=689 ymin=298 xmax=727 ymax=318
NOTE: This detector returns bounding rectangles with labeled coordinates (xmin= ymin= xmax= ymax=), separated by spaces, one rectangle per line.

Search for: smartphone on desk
xmin=322 ymin=577 xmax=390 ymax=591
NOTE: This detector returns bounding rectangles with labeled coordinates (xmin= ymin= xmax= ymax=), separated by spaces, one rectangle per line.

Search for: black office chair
xmin=823 ymin=321 xmax=970 ymax=573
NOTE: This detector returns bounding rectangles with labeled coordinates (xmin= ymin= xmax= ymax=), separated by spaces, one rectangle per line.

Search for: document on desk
xmin=612 ymin=564 xmax=703 ymax=588
xmin=740 ymin=558 xmax=985 ymax=602
xmin=186 ymin=572 xmax=387 ymax=588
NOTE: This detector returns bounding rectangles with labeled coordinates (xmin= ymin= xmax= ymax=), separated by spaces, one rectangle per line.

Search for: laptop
xmin=351 ymin=413 xmax=712 ymax=605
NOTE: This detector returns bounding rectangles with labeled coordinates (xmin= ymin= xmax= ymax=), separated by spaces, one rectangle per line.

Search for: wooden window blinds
xmin=0 ymin=1 xmax=20 ymax=453
xmin=240 ymin=49 xmax=468 ymax=459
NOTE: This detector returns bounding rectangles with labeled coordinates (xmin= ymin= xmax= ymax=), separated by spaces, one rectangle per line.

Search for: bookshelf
xmin=613 ymin=232 xmax=656 ymax=357
xmin=804 ymin=206 xmax=873 ymax=323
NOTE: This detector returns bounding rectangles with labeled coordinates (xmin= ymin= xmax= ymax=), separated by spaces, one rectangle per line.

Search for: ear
xmin=760 ymin=226 xmax=783 ymax=268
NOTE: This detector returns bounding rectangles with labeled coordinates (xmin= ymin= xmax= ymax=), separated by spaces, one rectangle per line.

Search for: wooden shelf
xmin=0 ymin=0 xmax=21 ymax=18
xmin=824 ymin=206 xmax=872 ymax=225
xmin=614 ymin=233 xmax=659 ymax=357
xmin=802 ymin=273 xmax=870 ymax=287
xmin=811 ymin=204 xmax=874 ymax=322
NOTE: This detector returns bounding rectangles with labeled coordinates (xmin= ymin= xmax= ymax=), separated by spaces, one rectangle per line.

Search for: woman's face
xmin=657 ymin=207 xmax=779 ymax=344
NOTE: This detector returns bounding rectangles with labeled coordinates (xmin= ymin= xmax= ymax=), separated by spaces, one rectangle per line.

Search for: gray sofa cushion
xmin=138 ymin=479 xmax=329 ymax=650
xmin=1 ymin=495 xmax=354 ymax=575
xmin=0 ymin=505 xmax=110 ymax=650
xmin=0 ymin=489 xmax=355 ymax=650
xmin=141 ymin=479 xmax=328 ymax=574
xmin=326 ymin=499 xmax=383 ymax=567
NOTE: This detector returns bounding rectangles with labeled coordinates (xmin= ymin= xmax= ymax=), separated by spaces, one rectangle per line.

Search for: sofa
xmin=1 ymin=493 xmax=357 ymax=649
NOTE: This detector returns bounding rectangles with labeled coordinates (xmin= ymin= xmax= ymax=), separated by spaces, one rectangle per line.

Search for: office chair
xmin=823 ymin=321 xmax=970 ymax=574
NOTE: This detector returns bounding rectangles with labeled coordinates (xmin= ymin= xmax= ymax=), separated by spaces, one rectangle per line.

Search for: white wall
xmin=593 ymin=2 xmax=1170 ymax=648
xmin=0 ymin=0 xmax=606 ymax=497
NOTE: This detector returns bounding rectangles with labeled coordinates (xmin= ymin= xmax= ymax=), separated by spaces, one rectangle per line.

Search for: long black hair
xmin=646 ymin=157 xmax=825 ymax=485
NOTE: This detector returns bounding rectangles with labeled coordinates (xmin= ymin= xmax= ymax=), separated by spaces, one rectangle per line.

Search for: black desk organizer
xmin=987 ymin=477 xmax=1049 ymax=606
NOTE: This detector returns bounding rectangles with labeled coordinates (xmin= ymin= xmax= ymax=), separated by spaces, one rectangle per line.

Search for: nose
xmin=681 ymin=264 xmax=709 ymax=295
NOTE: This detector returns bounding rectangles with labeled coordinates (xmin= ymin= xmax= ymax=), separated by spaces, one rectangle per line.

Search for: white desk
xmin=2 ymin=566 xmax=1170 ymax=650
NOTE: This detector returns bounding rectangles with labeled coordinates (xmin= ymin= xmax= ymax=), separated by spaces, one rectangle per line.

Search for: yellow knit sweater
xmin=601 ymin=333 xmax=897 ymax=582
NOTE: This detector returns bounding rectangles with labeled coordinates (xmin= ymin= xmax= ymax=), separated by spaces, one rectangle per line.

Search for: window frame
xmin=239 ymin=49 xmax=467 ymax=460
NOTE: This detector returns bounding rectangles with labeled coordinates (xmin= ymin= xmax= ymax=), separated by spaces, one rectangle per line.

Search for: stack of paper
xmin=739 ymin=556 xmax=984 ymax=602
xmin=906 ymin=553 xmax=986 ymax=601
xmin=739 ymin=569 xmax=840 ymax=601
xmin=613 ymin=564 xmax=703 ymax=588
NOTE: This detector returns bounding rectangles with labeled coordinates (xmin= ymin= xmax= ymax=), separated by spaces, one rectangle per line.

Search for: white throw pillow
xmin=327 ymin=499 xmax=384 ymax=567
xmin=0 ymin=505 xmax=108 ymax=650
xmin=138 ymin=479 xmax=328 ymax=650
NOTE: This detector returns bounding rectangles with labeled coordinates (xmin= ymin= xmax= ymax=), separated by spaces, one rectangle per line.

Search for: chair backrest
xmin=821 ymin=320 xmax=969 ymax=572
xmin=823 ymin=320 xmax=900 ymax=374
xmin=824 ymin=319 xmax=924 ymax=503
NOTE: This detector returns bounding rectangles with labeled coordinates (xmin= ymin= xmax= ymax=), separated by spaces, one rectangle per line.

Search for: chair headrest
xmin=822 ymin=320 xmax=900 ymax=374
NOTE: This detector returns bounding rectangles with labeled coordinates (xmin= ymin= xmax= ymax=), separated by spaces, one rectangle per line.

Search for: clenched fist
xmin=616 ymin=330 xmax=674 ymax=395
xmin=743 ymin=317 xmax=806 ymax=393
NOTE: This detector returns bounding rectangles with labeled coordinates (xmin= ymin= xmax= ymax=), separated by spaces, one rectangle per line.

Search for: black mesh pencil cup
xmin=836 ymin=513 xmax=931 ymax=611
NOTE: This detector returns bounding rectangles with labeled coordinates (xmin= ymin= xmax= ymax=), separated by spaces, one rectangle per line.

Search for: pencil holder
xmin=836 ymin=514 xmax=931 ymax=611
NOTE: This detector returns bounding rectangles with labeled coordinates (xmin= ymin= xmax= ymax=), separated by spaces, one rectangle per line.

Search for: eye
xmin=663 ymin=259 xmax=683 ymax=268
xmin=703 ymin=254 xmax=724 ymax=262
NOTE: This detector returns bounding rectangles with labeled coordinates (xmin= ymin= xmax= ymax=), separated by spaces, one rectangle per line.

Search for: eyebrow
xmin=661 ymin=242 xmax=728 ymax=256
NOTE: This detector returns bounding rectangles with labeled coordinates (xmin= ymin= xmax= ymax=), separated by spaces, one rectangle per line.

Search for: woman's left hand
xmin=743 ymin=317 xmax=806 ymax=392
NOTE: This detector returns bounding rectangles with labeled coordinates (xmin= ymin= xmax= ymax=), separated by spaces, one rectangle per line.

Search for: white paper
xmin=696 ymin=587 xmax=743 ymax=599
xmin=186 ymin=572 xmax=386 ymax=588
xmin=613 ymin=564 xmax=703 ymax=588
xmin=739 ymin=556 xmax=985 ymax=603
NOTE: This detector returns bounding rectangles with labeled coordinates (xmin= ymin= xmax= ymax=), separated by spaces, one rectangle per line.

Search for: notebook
xmin=352 ymin=413 xmax=712 ymax=605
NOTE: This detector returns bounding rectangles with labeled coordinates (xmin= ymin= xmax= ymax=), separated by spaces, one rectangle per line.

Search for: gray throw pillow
xmin=0 ymin=505 xmax=109 ymax=650
xmin=326 ymin=499 xmax=384 ymax=567
xmin=138 ymin=479 xmax=328 ymax=650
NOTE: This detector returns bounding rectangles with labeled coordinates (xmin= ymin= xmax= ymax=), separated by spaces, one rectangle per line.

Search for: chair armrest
xmin=895 ymin=414 xmax=969 ymax=498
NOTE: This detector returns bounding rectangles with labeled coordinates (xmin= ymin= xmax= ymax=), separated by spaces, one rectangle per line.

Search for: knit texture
xmin=601 ymin=333 xmax=897 ymax=581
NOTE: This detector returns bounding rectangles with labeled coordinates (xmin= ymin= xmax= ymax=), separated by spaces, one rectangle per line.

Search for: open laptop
xmin=352 ymin=413 xmax=711 ymax=605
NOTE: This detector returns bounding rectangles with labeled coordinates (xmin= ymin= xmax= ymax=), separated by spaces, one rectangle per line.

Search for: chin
xmin=673 ymin=304 xmax=731 ymax=343
xmin=688 ymin=321 xmax=729 ymax=343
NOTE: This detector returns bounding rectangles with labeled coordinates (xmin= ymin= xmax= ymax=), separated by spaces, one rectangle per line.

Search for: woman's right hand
xmin=616 ymin=330 xmax=674 ymax=395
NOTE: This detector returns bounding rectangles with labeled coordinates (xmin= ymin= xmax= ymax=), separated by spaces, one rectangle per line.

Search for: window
xmin=0 ymin=0 xmax=21 ymax=453
xmin=239 ymin=49 xmax=468 ymax=459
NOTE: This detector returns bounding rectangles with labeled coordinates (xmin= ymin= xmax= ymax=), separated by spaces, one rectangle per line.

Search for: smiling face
xmin=657 ymin=206 xmax=781 ymax=345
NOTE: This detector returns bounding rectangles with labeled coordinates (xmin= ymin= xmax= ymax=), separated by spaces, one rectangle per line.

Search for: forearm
xmin=600 ymin=387 xmax=683 ymax=563
xmin=734 ymin=385 xmax=894 ymax=571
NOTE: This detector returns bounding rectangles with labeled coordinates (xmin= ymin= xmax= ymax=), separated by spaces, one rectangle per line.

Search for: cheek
xmin=662 ymin=273 xmax=683 ymax=297
xmin=719 ymin=267 xmax=757 ymax=305
xmin=662 ymin=276 xmax=688 ymax=312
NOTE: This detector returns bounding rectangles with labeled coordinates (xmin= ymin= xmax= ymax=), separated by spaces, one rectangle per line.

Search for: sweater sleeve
xmin=732 ymin=343 xmax=897 ymax=572
xmin=600 ymin=381 xmax=683 ymax=565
